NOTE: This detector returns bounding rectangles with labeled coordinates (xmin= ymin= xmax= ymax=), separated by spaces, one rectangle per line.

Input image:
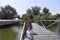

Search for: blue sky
xmin=0 ymin=0 xmax=60 ymax=17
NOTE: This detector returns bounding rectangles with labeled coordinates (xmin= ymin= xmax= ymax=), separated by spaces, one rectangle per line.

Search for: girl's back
xmin=27 ymin=20 xmax=32 ymax=30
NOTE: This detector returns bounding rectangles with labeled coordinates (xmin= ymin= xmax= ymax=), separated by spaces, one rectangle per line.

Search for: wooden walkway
xmin=24 ymin=23 xmax=60 ymax=40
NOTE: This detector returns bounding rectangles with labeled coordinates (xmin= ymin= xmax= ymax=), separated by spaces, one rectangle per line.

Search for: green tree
xmin=0 ymin=5 xmax=18 ymax=19
xmin=22 ymin=13 xmax=29 ymax=20
xmin=43 ymin=7 xmax=49 ymax=15
xmin=26 ymin=9 xmax=32 ymax=14
xmin=55 ymin=13 xmax=60 ymax=19
xmin=31 ymin=6 xmax=41 ymax=15
xmin=0 ymin=7 xmax=6 ymax=19
xmin=17 ymin=15 xmax=20 ymax=19
xmin=40 ymin=14 xmax=50 ymax=20
xmin=25 ymin=6 xmax=41 ymax=20
xmin=34 ymin=15 xmax=40 ymax=21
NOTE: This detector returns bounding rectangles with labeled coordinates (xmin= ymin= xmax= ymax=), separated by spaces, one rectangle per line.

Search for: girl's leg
xmin=30 ymin=34 xmax=34 ymax=40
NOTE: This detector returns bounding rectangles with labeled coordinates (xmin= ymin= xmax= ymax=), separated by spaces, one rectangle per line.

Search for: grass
xmin=48 ymin=24 xmax=58 ymax=32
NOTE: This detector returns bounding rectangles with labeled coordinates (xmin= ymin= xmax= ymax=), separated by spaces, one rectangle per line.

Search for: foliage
xmin=22 ymin=13 xmax=29 ymax=20
xmin=26 ymin=8 xmax=32 ymax=14
xmin=43 ymin=7 xmax=49 ymax=14
xmin=0 ymin=5 xmax=18 ymax=19
xmin=40 ymin=14 xmax=50 ymax=20
xmin=31 ymin=6 xmax=41 ymax=15
xmin=17 ymin=15 xmax=20 ymax=19
xmin=48 ymin=23 xmax=57 ymax=32
xmin=33 ymin=15 xmax=40 ymax=21
xmin=26 ymin=6 xmax=41 ymax=16
xmin=19 ymin=21 xmax=24 ymax=28
xmin=22 ymin=6 xmax=41 ymax=20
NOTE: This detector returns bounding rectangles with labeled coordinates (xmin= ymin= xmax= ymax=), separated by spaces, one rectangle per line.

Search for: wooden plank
xmin=0 ymin=20 xmax=20 ymax=26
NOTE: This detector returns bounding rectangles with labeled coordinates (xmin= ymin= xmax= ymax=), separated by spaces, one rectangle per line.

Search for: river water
xmin=0 ymin=26 xmax=22 ymax=40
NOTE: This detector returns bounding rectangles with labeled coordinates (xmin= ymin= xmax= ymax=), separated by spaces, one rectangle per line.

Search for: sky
xmin=0 ymin=0 xmax=60 ymax=17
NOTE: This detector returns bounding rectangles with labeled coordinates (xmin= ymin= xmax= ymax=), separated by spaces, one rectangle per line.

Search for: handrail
xmin=39 ymin=20 xmax=60 ymax=21
xmin=19 ymin=22 xmax=25 ymax=40
xmin=46 ymin=21 xmax=57 ymax=28
xmin=39 ymin=20 xmax=60 ymax=28
xmin=40 ymin=21 xmax=46 ymax=28
xmin=39 ymin=20 xmax=60 ymax=36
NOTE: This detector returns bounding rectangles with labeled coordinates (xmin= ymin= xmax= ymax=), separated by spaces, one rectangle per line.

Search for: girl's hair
xmin=27 ymin=20 xmax=31 ymax=24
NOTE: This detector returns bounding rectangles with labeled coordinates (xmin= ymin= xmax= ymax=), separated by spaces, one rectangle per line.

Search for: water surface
xmin=0 ymin=26 xmax=22 ymax=40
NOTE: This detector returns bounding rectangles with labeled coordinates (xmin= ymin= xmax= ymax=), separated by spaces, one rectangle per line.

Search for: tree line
xmin=0 ymin=5 xmax=60 ymax=20
xmin=0 ymin=5 xmax=20 ymax=19
xmin=22 ymin=6 xmax=60 ymax=20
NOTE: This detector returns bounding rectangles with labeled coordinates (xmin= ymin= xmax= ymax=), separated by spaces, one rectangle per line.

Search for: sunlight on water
xmin=0 ymin=26 xmax=22 ymax=40
xmin=12 ymin=26 xmax=22 ymax=40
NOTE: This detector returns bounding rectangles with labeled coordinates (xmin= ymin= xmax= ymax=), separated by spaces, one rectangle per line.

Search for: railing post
xmin=19 ymin=22 xmax=25 ymax=40
xmin=40 ymin=21 xmax=46 ymax=28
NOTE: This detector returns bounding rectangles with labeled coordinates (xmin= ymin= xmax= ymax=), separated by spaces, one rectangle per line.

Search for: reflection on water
xmin=0 ymin=26 xmax=22 ymax=40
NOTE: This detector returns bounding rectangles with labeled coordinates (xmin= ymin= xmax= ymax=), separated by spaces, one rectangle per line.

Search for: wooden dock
xmin=0 ymin=19 xmax=20 ymax=26
xmin=24 ymin=23 xmax=60 ymax=40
